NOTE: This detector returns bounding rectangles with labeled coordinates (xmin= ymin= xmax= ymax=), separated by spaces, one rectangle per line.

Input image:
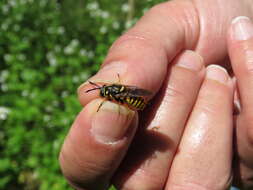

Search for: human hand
xmin=59 ymin=50 xmax=234 ymax=189
xmin=59 ymin=0 xmax=253 ymax=189
xmin=227 ymin=16 xmax=253 ymax=189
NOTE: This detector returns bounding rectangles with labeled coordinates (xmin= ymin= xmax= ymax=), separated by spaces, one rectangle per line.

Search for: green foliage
xmin=0 ymin=0 xmax=165 ymax=189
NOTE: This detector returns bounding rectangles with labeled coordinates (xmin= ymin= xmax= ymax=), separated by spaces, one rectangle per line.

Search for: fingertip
xmin=230 ymin=16 xmax=253 ymax=41
xmin=206 ymin=65 xmax=233 ymax=89
xmin=174 ymin=50 xmax=204 ymax=72
xmin=59 ymin=99 xmax=138 ymax=189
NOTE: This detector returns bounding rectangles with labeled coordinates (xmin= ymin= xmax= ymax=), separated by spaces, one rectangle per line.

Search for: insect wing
xmin=124 ymin=85 xmax=152 ymax=97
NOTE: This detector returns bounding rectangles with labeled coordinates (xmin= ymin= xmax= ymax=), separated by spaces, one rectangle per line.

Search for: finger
xmin=227 ymin=16 xmax=253 ymax=187
xmin=78 ymin=0 xmax=200 ymax=106
xmin=112 ymin=51 xmax=205 ymax=190
xmin=228 ymin=16 xmax=253 ymax=120
xmin=166 ymin=65 xmax=234 ymax=189
xmin=59 ymin=100 xmax=137 ymax=190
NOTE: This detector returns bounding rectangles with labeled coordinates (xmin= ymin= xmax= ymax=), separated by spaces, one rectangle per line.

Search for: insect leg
xmin=97 ymin=99 xmax=106 ymax=112
xmin=117 ymin=104 xmax=121 ymax=116
xmin=117 ymin=73 xmax=121 ymax=83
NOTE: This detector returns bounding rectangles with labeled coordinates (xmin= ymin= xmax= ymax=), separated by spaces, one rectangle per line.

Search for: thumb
xmin=59 ymin=99 xmax=138 ymax=190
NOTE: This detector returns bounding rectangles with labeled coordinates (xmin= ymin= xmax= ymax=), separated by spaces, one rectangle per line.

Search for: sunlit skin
xmin=59 ymin=0 xmax=253 ymax=189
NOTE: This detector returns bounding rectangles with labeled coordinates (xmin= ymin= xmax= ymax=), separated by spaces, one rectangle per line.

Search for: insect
xmin=85 ymin=75 xmax=152 ymax=112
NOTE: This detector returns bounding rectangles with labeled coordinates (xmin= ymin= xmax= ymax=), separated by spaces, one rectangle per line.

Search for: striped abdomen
xmin=124 ymin=96 xmax=146 ymax=110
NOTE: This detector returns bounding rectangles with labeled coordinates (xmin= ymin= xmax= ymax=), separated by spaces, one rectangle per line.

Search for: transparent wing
xmin=123 ymin=85 xmax=152 ymax=97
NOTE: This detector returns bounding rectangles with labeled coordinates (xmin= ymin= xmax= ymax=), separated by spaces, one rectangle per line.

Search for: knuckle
xmin=170 ymin=182 xmax=226 ymax=190
xmin=110 ymin=33 xmax=153 ymax=51
xmin=237 ymin=42 xmax=253 ymax=74
xmin=168 ymin=178 xmax=231 ymax=190
xmin=168 ymin=182 xmax=210 ymax=190
xmin=106 ymin=32 xmax=165 ymax=63
xmin=244 ymin=50 xmax=253 ymax=74
xmin=60 ymin=149 xmax=109 ymax=189
xmin=165 ymin=84 xmax=190 ymax=104
xmin=194 ymin=96 xmax=219 ymax=116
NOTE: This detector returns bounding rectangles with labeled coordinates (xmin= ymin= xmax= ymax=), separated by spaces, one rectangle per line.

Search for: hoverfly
xmin=85 ymin=75 xmax=152 ymax=112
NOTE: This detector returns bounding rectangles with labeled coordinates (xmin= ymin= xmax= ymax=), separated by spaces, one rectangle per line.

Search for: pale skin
xmin=59 ymin=0 xmax=253 ymax=189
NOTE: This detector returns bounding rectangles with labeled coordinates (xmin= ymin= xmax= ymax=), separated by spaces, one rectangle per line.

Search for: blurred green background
xmin=0 ymin=0 xmax=164 ymax=189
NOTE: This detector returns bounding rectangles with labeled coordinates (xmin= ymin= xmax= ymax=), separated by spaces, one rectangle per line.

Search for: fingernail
xmin=176 ymin=50 xmax=203 ymax=71
xmin=206 ymin=65 xmax=228 ymax=84
xmin=91 ymin=101 xmax=135 ymax=144
xmin=232 ymin=16 xmax=253 ymax=41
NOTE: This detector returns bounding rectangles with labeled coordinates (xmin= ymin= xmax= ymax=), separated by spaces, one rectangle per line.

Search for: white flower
xmin=58 ymin=26 xmax=65 ymax=35
xmin=125 ymin=20 xmax=132 ymax=29
xmin=0 ymin=70 xmax=9 ymax=83
xmin=46 ymin=52 xmax=57 ymax=66
xmin=21 ymin=90 xmax=29 ymax=97
xmin=53 ymin=140 xmax=60 ymax=150
xmin=112 ymin=21 xmax=120 ymax=29
xmin=43 ymin=115 xmax=51 ymax=122
xmin=101 ymin=11 xmax=109 ymax=19
xmin=87 ymin=2 xmax=99 ymax=10
xmin=9 ymin=0 xmax=17 ymax=7
xmin=80 ymin=72 xmax=89 ymax=81
xmin=1 ymin=23 xmax=8 ymax=31
xmin=49 ymin=57 xmax=57 ymax=66
xmin=79 ymin=49 xmax=87 ymax=56
xmin=100 ymin=26 xmax=107 ymax=34
xmin=70 ymin=39 xmax=79 ymax=47
xmin=17 ymin=54 xmax=26 ymax=61
xmin=1 ymin=84 xmax=8 ymax=92
xmin=61 ymin=91 xmax=69 ymax=98
xmin=4 ymin=54 xmax=11 ymax=62
xmin=87 ymin=51 xmax=94 ymax=58
xmin=72 ymin=76 xmax=79 ymax=83
xmin=2 ymin=5 xmax=10 ymax=14
xmin=64 ymin=46 xmax=74 ymax=55
xmin=121 ymin=4 xmax=129 ymax=12
xmin=0 ymin=107 xmax=10 ymax=120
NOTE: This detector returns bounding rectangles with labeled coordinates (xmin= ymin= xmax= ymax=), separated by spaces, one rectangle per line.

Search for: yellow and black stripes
xmin=125 ymin=97 xmax=146 ymax=110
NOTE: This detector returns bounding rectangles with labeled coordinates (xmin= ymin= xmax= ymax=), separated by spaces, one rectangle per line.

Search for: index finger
xmin=78 ymin=1 xmax=200 ymax=106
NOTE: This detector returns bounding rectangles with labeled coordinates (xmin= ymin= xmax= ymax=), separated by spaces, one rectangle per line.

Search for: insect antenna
xmin=85 ymin=81 xmax=102 ymax=93
xmin=85 ymin=87 xmax=101 ymax=93
xmin=88 ymin=81 xmax=101 ymax=87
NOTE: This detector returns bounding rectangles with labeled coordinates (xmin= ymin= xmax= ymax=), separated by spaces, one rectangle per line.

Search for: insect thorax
xmin=100 ymin=84 xmax=125 ymax=98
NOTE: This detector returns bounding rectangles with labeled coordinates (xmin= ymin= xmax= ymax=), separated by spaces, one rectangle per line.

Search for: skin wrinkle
xmin=147 ymin=75 xmax=194 ymax=128
xmin=165 ymin=83 xmax=190 ymax=104
xmin=108 ymin=33 xmax=158 ymax=54
xmin=134 ymin=1 xmax=187 ymax=61
xmin=142 ymin=3 xmax=184 ymax=48
xmin=244 ymin=49 xmax=253 ymax=72
xmin=193 ymin=0 xmax=251 ymax=64
xmin=168 ymin=179 xmax=230 ymax=190
xmin=169 ymin=180 xmax=214 ymax=190
xmin=179 ymin=0 xmax=201 ymax=50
